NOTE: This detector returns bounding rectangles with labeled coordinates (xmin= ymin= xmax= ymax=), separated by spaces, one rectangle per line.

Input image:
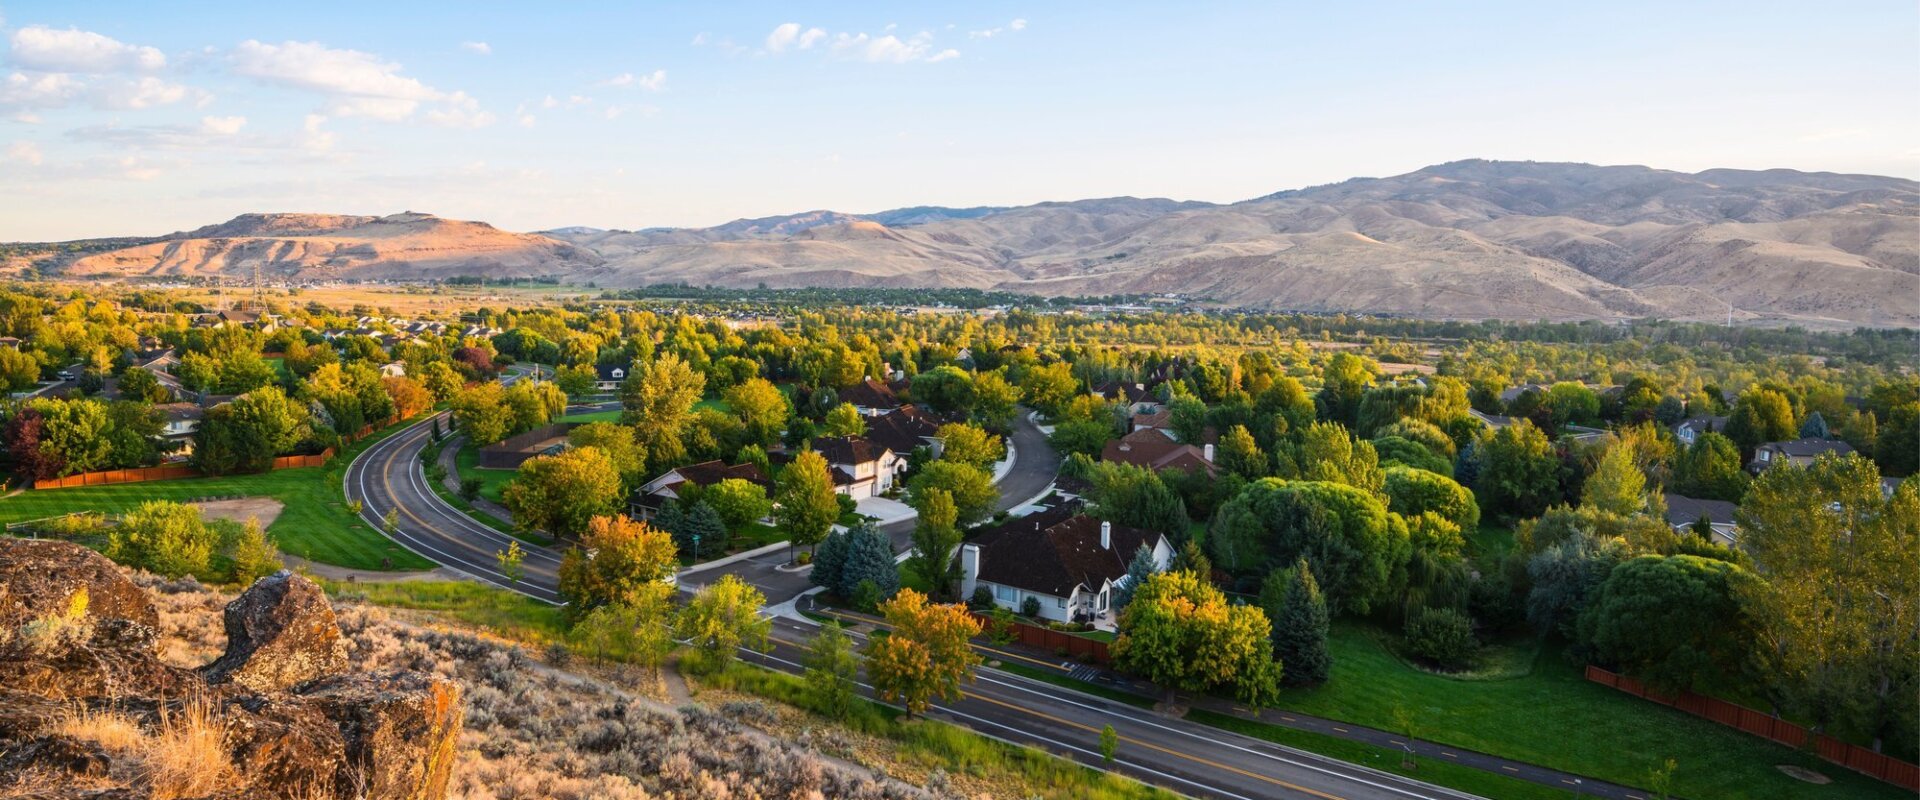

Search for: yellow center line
xmin=964 ymin=692 xmax=1348 ymax=800
xmin=379 ymin=426 xmax=453 ymax=541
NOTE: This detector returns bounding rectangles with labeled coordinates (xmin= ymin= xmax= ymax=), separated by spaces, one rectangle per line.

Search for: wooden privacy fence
xmin=970 ymin=611 xmax=1112 ymax=664
xmin=32 ymin=448 xmax=337 ymax=490
xmin=1586 ymin=665 xmax=1919 ymax=790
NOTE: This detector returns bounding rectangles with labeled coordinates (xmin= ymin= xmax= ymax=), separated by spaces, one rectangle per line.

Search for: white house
xmin=959 ymin=503 xmax=1173 ymax=629
xmin=595 ymin=363 xmax=630 ymax=392
xmin=1673 ymin=416 xmax=1729 ymax=447
xmin=811 ymin=435 xmax=905 ymax=498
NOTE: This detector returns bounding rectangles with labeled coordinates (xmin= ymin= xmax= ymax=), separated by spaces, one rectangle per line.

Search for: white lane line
xmin=395 ymin=421 xmax=564 ymax=566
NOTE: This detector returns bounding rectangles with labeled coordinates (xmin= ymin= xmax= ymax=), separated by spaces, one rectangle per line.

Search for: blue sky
xmin=0 ymin=1 xmax=1914 ymax=240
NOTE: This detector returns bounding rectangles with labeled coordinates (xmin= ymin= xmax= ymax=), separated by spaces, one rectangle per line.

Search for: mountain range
xmin=9 ymin=160 xmax=1916 ymax=326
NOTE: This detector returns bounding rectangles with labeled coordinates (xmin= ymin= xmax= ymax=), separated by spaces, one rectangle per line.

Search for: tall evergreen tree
xmin=1262 ymin=559 xmax=1332 ymax=686
xmin=839 ymin=521 xmax=900 ymax=602
xmin=1113 ymin=544 xmax=1159 ymax=612
xmin=809 ymin=527 xmax=850 ymax=596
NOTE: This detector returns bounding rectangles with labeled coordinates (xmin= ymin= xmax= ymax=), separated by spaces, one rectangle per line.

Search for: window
xmin=994 ymin=584 xmax=1015 ymax=602
xmin=1056 ymin=597 xmax=1066 ymax=608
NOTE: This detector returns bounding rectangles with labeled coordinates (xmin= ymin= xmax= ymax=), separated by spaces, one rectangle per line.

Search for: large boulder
xmin=0 ymin=539 xmax=157 ymax=631
xmin=300 ymin=672 xmax=463 ymax=800
xmin=202 ymin=571 xmax=349 ymax=692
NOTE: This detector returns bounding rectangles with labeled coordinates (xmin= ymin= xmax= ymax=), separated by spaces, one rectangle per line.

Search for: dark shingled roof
xmin=838 ymin=378 xmax=899 ymax=410
xmin=1101 ymin=428 xmax=1214 ymax=476
xmin=672 ymin=460 xmax=770 ymax=490
xmin=969 ymin=502 xmax=1165 ymax=598
xmin=866 ymin=405 xmax=942 ymax=455
xmin=1663 ymin=493 xmax=1737 ymax=528
xmin=1757 ymin=438 xmax=1855 ymax=458
xmin=812 ymin=435 xmax=890 ymax=467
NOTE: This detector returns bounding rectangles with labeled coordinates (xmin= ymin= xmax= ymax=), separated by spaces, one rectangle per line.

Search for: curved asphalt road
xmin=344 ymin=410 xmax=567 ymax=604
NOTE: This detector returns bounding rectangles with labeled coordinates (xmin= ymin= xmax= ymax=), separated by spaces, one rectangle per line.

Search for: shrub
xmin=851 ymin=579 xmax=884 ymax=613
xmin=1403 ymin=606 xmax=1477 ymax=670
xmin=106 ymin=500 xmax=219 ymax=579
xmin=1020 ymin=596 xmax=1041 ymax=618
xmin=459 ymin=478 xmax=482 ymax=501
xmin=968 ymin=585 xmax=994 ymax=609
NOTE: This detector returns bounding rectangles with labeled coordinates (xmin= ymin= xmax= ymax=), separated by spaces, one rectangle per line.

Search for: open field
xmin=0 ymin=419 xmax=434 ymax=571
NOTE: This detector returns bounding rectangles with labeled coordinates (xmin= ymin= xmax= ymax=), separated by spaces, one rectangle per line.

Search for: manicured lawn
xmin=454 ymin=442 xmax=516 ymax=503
xmin=1272 ymin=623 xmax=1908 ymax=800
xmin=0 ymin=420 xmax=435 ymax=571
xmin=321 ymin=579 xmax=568 ymax=645
xmin=557 ymin=409 xmax=622 ymax=424
xmin=695 ymin=397 xmax=732 ymax=414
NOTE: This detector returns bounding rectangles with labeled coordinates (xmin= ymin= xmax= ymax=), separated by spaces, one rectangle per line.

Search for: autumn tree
xmin=822 ymin=403 xmax=867 ymax=437
xmin=726 ymin=377 xmax=792 ymax=449
xmin=381 ymin=375 xmax=433 ymax=421
xmin=557 ymin=514 xmax=680 ymax=615
xmin=866 ymin=588 xmax=984 ymax=719
xmin=935 ymin=422 xmax=1005 ymax=470
xmin=908 ymin=459 xmax=998 ymax=525
xmin=568 ymin=421 xmax=646 ymax=488
xmin=504 ymin=446 xmax=624 ymax=540
xmin=1113 ymin=570 xmax=1282 ymax=706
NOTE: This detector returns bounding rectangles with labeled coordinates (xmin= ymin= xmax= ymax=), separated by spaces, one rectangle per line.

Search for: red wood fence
xmin=1586 ymin=665 xmax=1919 ymax=790
xmin=32 ymin=447 xmax=337 ymax=490
xmin=970 ymin=611 xmax=1112 ymax=664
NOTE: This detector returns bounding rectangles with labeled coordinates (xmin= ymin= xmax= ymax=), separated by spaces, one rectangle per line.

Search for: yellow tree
xmin=1112 ymin=570 xmax=1282 ymax=707
xmin=558 ymin=515 xmax=680 ymax=615
xmin=504 ymin=446 xmax=624 ymax=540
xmin=866 ymin=588 xmax=984 ymax=719
xmin=674 ymin=574 xmax=770 ymax=673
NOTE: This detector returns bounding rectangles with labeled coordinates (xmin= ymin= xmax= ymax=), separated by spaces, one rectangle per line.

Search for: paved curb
xmin=676 ymin=538 xmax=791 ymax=577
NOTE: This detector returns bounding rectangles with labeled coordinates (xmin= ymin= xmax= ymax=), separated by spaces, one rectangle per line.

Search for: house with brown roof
xmin=1749 ymin=438 xmax=1854 ymax=473
xmin=865 ymin=404 xmax=945 ymax=458
xmin=631 ymin=460 xmax=772 ymax=519
xmin=1101 ymin=427 xmax=1216 ymax=477
xmin=959 ymin=503 xmax=1173 ymax=628
xmin=838 ymin=378 xmax=901 ymax=416
xmin=811 ymin=435 xmax=906 ymax=498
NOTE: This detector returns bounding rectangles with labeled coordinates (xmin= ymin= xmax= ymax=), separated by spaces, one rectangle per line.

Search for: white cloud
xmin=690 ymin=32 xmax=709 ymax=46
xmin=231 ymin=39 xmax=449 ymax=120
xmin=460 ymin=41 xmax=491 ymax=55
xmin=970 ymin=18 xmax=1029 ymax=39
xmin=301 ymin=114 xmax=334 ymax=152
xmin=6 ymin=140 xmax=43 ymax=166
xmin=601 ymin=69 xmax=666 ymax=91
xmin=1010 ymin=18 xmax=1027 ymax=31
xmin=423 ymin=91 xmax=496 ymax=128
xmin=200 ymin=115 xmax=246 ymax=135
xmin=8 ymin=26 xmax=165 ymax=73
xmin=96 ymin=76 xmax=197 ymax=109
xmin=768 ymin=24 xmax=958 ymax=63
xmin=0 ymin=70 xmax=82 ymax=110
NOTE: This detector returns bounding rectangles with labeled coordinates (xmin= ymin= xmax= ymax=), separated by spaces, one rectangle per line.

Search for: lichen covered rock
xmin=202 ymin=570 xmax=350 ymax=692
xmin=0 ymin=538 xmax=158 ymax=631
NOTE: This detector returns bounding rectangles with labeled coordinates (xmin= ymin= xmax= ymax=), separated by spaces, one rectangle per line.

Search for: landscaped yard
xmin=454 ymin=442 xmax=517 ymax=503
xmin=557 ymin=409 xmax=622 ymax=424
xmin=0 ymin=419 xmax=435 ymax=571
xmin=1271 ymin=623 xmax=1907 ymax=800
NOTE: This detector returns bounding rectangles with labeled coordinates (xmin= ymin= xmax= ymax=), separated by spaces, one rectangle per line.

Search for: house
xmin=1091 ymin=381 xmax=1160 ymax=415
xmin=838 ymin=378 xmax=901 ymax=416
xmin=595 ymin=363 xmax=630 ymax=392
xmin=959 ymin=502 xmax=1173 ymax=628
xmin=1673 ymin=416 xmax=1729 ymax=447
xmin=378 ymin=361 xmax=407 ymax=378
xmin=215 ymin=309 xmax=277 ymax=331
xmin=811 ymin=435 xmax=905 ymax=498
xmin=1469 ymin=408 xmax=1516 ymax=430
xmin=0 ymin=336 xmax=20 ymax=348
xmin=1101 ymin=427 xmax=1216 ymax=477
xmin=1498 ymin=383 xmax=1549 ymax=406
xmin=1749 ymin=438 xmax=1854 ymax=473
xmin=865 ymin=404 xmax=945 ymax=458
xmin=154 ymin=402 xmax=206 ymax=458
xmin=630 ymin=460 xmax=772 ymax=520
xmin=1663 ymin=493 xmax=1739 ymax=545
xmin=1130 ymin=406 xmax=1173 ymax=436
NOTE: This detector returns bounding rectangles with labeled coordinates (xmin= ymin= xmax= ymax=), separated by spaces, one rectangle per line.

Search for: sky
xmin=0 ymin=1 xmax=1915 ymax=240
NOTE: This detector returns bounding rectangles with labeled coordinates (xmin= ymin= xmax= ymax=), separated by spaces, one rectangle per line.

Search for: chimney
xmin=1203 ymin=443 xmax=1215 ymax=462
xmin=1101 ymin=520 xmax=1112 ymax=550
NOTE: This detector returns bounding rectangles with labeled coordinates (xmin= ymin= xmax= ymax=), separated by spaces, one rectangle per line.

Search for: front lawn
xmin=557 ymin=409 xmax=622 ymax=424
xmin=1272 ymin=623 xmax=1907 ymax=800
xmin=0 ymin=419 xmax=435 ymax=571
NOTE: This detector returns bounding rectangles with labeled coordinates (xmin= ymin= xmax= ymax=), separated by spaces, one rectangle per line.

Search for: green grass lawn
xmin=1272 ymin=623 xmax=1908 ymax=800
xmin=557 ymin=409 xmax=622 ymax=424
xmin=0 ymin=419 xmax=435 ymax=571
xmin=320 ymin=579 xmax=567 ymax=645
xmin=454 ymin=442 xmax=516 ymax=503
xmin=695 ymin=397 xmax=732 ymax=414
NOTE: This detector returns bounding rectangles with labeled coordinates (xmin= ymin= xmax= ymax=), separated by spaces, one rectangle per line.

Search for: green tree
xmin=1736 ymin=455 xmax=1917 ymax=750
xmin=1113 ymin=543 xmax=1160 ymax=612
xmin=568 ymin=421 xmax=646 ymax=488
xmin=1048 ymin=418 xmax=1113 ymax=459
xmin=558 ymin=515 xmax=680 ymax=614
xmin=704 ymin=477 xmax=772 ymax=535
xmin=1292 ymin=422 xmax=1384 ymax=497
xmin=1582 ymin=441 xmax=1653 ymax=516
xmin=775 ymin=449 xmax=841 ymax=560
xmin=1477 ymin=419 xmax=1560 ymax=518
xmin=504 ymin=446 xmax=624 ymax=540
xmin=865 ymin=588 xmax=983 ymax=719
xmin=1724 ymin=388 xmax=1796 ymax=453
xmin=1382 ymin=465 xmax=1480 ymax=531
xmin=1403 ymin=606 xmax=1476 ymax=670
xmin=106 ymin=500 xmax=217 ymax=579
xmin=496 ymin=540 xmax=525 ymax=584
xmin=554 ymin=364 xmax=599 ymax=397
xmin=449 ymin=382 xmax=513 ymax=445
xmin=803 ymin=621 xmax=860 ymax=720
xmin=935 ymin=422 xmax=1005 ymax=470
xmin=1210 ymin=478 xmax=1410 ymax=614
xmin=27 ymin=397 xmax=112 ymax=475
xmin=1217 ymin=424 xmax=1268 ymax=479
xmin=1671 ymin=432 xmax=1748 ymax=502
xmin=1262 ymin=558 xmax=1332 ymax=686
xmin=1878 ymin=402 xmax=1920 ymax=477
xmin=1316 ymin=353 xmax=1376 ymax=426
xmin=1113 ymin=570 xmax=1282 ymax=706
xmin=226 ymin=517 xmax=283 ymax=585
xmin=191 ymin=387 xmax=310 ymax=476
xmin=117 ymin=366 xmax=170 ymax=403
xmin=839 ymin=521 xmax=901 ymax=604
xmin=910 ymin=365 xmax=976 ymax=416
xmin=0 ymin=346 xmax=40 ymax=392
xmin=621 ymin=352 xmax=706 ymax=474
xmin=1541 ymin=382 xmax=1601 ymax=428
xmin=726 ymin=377 xmax=792 ymax=449
xmin=822 ymin=403 xmax=867 ymax=437
xmin=1099 ymin=725 xmax=1120 ymax=764
xmin=971 ymin=369 xmax=1021 ymax=431
xmin=675 ymin=574 xmax=771 ymax=673
xmin=1021 ymin=362 xmax=1078 ymax=418
xmin=908 ymin=460 xmax=997 ymax=525
xmin=1084 ymin=460 xmax=1189 ymax=534
xmin=1578 ymin=554 xmax=1751 ymax=694
xmin=907 ymin=488 xmax=963 ymax=599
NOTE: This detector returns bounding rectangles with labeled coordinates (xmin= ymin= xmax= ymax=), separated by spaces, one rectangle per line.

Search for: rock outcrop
xmin=0 ymin=540 xmax=461 ymax=800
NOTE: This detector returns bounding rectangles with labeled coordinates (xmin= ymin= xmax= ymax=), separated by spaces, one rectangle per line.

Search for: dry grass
xmin=54 ymin=704 xmax=146 ymax=752
xmin=144 ymin=698 xmax=234 ymax=800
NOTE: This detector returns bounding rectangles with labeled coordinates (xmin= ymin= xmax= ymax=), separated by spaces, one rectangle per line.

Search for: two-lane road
xmin=344 ymin=412 xmax=566 ymax=603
